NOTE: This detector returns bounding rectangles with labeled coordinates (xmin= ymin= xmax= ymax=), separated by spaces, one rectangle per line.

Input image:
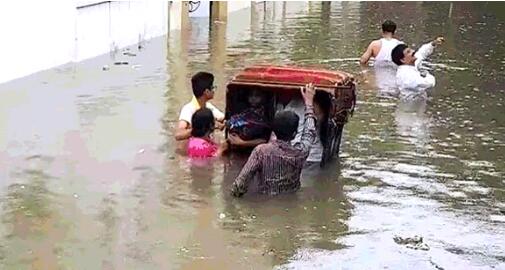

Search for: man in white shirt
xmin=360 ymin=20 xmax=403 ymax=65
xmin=391 ymin=37 xmax=445 ymax=100
xmin=175 ymin=72 xmax=225 ymax=141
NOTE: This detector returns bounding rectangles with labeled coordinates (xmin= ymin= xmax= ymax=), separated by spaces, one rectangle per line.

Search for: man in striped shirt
xmin=230 ymin=83 xmax=317 ymax=197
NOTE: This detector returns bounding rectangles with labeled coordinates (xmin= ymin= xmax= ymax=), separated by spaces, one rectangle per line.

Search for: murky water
xmin=1 ymin=2 xmax=504 ymax=269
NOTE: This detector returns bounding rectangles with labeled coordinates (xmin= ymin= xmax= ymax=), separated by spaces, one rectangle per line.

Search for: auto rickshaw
xmin=225 ymin=65 xmax=356 ymax=167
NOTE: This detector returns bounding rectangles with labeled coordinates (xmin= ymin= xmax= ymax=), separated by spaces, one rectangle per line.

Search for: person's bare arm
xmin=228 ymin=134 xmax=267 ymax=147
xmin=216 ymin=141 xmax=229 ymax=156
xmin=175 ymin=120 xmax=191 ymax=141
xmin=360 ymin=42 xmax=375 ymax=65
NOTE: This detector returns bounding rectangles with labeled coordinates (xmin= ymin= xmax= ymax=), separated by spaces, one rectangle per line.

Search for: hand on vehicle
xmin=301 ymin=83 xmax=316 ymax=106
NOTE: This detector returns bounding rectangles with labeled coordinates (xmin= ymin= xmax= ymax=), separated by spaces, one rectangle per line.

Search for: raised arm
xmin=293 ymin=83 xmax=317 ymax=156
xmin=414 ymin=37 xmax=444 ymax=70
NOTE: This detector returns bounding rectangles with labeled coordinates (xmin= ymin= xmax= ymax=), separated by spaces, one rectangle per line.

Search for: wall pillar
xmin=210 ymin=1 xmax=228 ymax=23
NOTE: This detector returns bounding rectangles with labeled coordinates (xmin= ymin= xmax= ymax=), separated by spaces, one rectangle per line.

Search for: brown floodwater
xmin=0 ymin=2 xmax=504 ymax=269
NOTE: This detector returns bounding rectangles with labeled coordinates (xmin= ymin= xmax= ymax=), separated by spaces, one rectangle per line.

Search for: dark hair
xmin=272 ymin=110 xmax=299 ymax=141
xmin=191 ymin=72 xmax=214 ymax=98
xmin=191 ymin=108 xmax=215 ymax=138
xmin=382 ymin=20 xmax=397 ymax=34
xmin=391 ymin=44 xmax=408 ymax=66
xmin=314 ymin=91 xmax=331 ymax=148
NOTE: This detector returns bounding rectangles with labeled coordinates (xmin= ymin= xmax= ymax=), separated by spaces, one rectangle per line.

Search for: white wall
xmin=0 ymin=0 xmax=168 ymax=84
xmin=0 ymin=0 xmax=253 ymax=84
xmin=0 ymin=0 xmax=76 ymax=84
xmin=228 ymin=1 xmax=251 ymax=13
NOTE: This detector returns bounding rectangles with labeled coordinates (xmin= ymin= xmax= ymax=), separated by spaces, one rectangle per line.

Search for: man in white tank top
xmin=360 ymin=20 xmax=403 ymax=65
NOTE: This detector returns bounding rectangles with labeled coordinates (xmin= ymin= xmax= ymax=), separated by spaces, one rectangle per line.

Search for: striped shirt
xmin=230 ymin=105 xmax=317 ymax=197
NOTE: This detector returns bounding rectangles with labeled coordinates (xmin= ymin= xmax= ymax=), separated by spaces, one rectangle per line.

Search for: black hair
xmin=382 ymin=20 xmax=397 ymax=34
xmin=191 ymin=108 xmax=215 ymax=138
xmin=272 ymin=110 xmax=299 ymax=141
xmin=314 ymin=91 xmax=332 ymax=148
xmin=191 ymin=72 xmax=214 ymax=98
xmin=391 ymin=44 xmax=408 ymax=66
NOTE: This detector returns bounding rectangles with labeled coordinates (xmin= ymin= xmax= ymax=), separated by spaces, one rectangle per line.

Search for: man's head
xmin=191 ymin=72 xmax=215 ymax=100
xmin=247 ymin=89 xmax=265 ymax=108
xmin=382 ymin=20 xmax=397 ymax=34
xmin=272 ymin=110 xmax=299 ymax=141
xmin=391 ymin=44 xmax=416 ymax=66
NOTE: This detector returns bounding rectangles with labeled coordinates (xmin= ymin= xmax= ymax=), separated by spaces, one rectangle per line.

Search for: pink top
xmin=187 ymin=137 xmax=218 ymax=158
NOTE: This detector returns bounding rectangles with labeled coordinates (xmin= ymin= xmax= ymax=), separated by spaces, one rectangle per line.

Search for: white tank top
xmin=375 ymin=38 xmax=402 ymax=62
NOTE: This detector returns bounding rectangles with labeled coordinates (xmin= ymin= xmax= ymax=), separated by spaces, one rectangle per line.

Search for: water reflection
xmin=394 ymin=99 xmax=431 ymax=149
xmin=1 ymin=166 xmax=63 ymax=269
xmin=220 ymin=158 xmax=351 ymax=266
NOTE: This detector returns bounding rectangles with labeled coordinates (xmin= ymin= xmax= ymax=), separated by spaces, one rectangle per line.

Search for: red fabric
xmin=234 ymin=65 xmax=352 ymax=86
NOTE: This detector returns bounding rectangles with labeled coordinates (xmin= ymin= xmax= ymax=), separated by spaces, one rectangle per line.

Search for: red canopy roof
xmin=230 ymin=65 xmax=354 ymax=88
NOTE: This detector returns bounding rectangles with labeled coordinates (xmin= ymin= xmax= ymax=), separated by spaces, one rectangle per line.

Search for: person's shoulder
xmin=370 ymin=39 xmax=382 ymax=48
xmin=392 ymin=38 xmax=403 ymax=44
xmin=371 ymin=39 xmax=382 ymax=45
xmin=252 ymin=142 xmax=271 ymax=154
xmin=179 ymin=101 xmax=196 ymax=122
xmin=205 ymin=101 xmax=218 ymax=109
xmin=181 ymin=101 xmax=195 ymax=112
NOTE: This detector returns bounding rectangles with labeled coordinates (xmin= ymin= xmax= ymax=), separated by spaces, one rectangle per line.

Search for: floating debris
xmin=393 ymin=235 xmax=430 ymax=251
xmin=218 ymin=213 xmax=226 ymax=219
xmin=102 ymin=65 xmax=110 ymax=71
xmin=262 ymin=248 xmax=276 ymax=256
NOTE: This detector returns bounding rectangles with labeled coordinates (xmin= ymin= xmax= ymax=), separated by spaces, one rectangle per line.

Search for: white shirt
xmin=179 ymin=97 xmax=224 ymax=124
xmin=284 ymin=99 xmax=324 ymax=162
xmin=375 ymin=38 xmax=403 ymax=62
xmin=396 ymin=42 xmax=436 ymax=100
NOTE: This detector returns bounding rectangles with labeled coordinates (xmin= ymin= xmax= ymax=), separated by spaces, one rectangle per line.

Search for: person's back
xmin=244 ymin=140 xmax=307 ymax=195
xmin=375 ymin=37 xmax=402 ymax=62
xmin=360 ymin=20 xmax=402 ymax=65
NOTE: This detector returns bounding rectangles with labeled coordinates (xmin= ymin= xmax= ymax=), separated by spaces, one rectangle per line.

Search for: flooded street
xmin=1 ymin=2 xmax=504 ymax=269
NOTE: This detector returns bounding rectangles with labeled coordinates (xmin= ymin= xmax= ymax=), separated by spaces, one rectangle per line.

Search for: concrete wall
xmin=0 ymin=0 xmax=258 ymax=84
xmin=0 ymin=0 xmax=168 ymax=84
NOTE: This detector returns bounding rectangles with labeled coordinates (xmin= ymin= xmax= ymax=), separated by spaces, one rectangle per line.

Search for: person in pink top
xmin=188 ymin=108 xmax=227 ymax=158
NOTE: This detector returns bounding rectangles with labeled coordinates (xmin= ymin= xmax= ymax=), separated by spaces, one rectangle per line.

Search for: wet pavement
xmin=0 ymin=2 xmax=504 ymax=269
